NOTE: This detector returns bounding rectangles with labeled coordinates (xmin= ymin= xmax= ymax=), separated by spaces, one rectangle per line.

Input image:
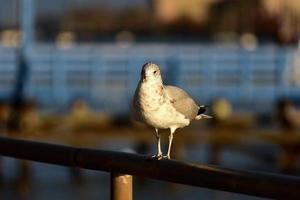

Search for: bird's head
xmin=141 ymin=62 xmax=162 ymax=83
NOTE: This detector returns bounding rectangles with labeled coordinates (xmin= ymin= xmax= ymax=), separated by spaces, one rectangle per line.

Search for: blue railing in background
xmin=0 ymin=44 xmax=299 ymax=115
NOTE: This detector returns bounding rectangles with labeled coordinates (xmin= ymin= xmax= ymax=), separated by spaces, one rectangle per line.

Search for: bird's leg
xmin=165 ymin=127 xmax=176 ymax=159
xmin=156 ymin=129 xmax=162 ymax=157
xmin=152 ymin=128 xmax=163 ymax=159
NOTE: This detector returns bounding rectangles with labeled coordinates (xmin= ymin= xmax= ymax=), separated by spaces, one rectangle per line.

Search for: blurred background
xmin=0 ymin=0 xmax=300 ymax=199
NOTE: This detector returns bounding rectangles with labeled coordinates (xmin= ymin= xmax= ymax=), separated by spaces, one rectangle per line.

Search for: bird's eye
xmin=153 ymin=70 xmax=157 ymax=74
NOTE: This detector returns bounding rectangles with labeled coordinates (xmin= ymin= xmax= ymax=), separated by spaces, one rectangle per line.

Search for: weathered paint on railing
xmin=111 ymin=173 xmax=132 ymax=200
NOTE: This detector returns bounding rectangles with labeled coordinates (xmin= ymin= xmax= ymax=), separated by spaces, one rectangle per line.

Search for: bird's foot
xmin=163 ymin=155 xmax=171 ymax=159
xmin=151 ymin=153 xmax=163 ymax=160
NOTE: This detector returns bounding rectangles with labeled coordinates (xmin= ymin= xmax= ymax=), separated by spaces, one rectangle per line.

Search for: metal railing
xmin=0 ymin=136 xmax=299 ymax=199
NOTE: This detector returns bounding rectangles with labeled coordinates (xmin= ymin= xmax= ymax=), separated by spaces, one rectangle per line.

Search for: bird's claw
xmin=163 ymin=155 xmax=170 ymax=159
xmin=151 ymin=154 xmax=163 ymax=160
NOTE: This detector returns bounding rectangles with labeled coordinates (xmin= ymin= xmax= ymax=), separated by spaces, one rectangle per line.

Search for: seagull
xmin=132 ymin=62 xmax=211 ymax=159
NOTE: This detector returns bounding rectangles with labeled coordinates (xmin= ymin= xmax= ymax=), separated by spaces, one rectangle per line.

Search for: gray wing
xmin=164 ymin=85 xmax=199 ymax=120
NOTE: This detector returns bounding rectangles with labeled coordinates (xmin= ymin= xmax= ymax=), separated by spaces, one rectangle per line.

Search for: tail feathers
xmin=196 ymin=105 xmax=212 ymax=120
xmin=197 ymin=105 xmax=207 ymax=115
xmin=195 ymin=114 xmax=212 ymax=120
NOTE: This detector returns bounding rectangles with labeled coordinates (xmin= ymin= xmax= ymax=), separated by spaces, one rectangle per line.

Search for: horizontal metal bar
xmin=0 ymin=136 xmax=299 ymax=199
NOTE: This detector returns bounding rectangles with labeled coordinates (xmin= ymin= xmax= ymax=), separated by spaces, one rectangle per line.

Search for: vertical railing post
xmin=110 ymin=173 xmax=132 ymax=200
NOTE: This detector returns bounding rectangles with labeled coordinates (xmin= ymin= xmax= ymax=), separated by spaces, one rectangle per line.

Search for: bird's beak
xmin=142 ymin=73 xmax=147 ymax=81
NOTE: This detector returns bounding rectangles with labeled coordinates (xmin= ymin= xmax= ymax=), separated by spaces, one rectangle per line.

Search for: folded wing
xmin=164 ymin=85 xmax=199 ymax=120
